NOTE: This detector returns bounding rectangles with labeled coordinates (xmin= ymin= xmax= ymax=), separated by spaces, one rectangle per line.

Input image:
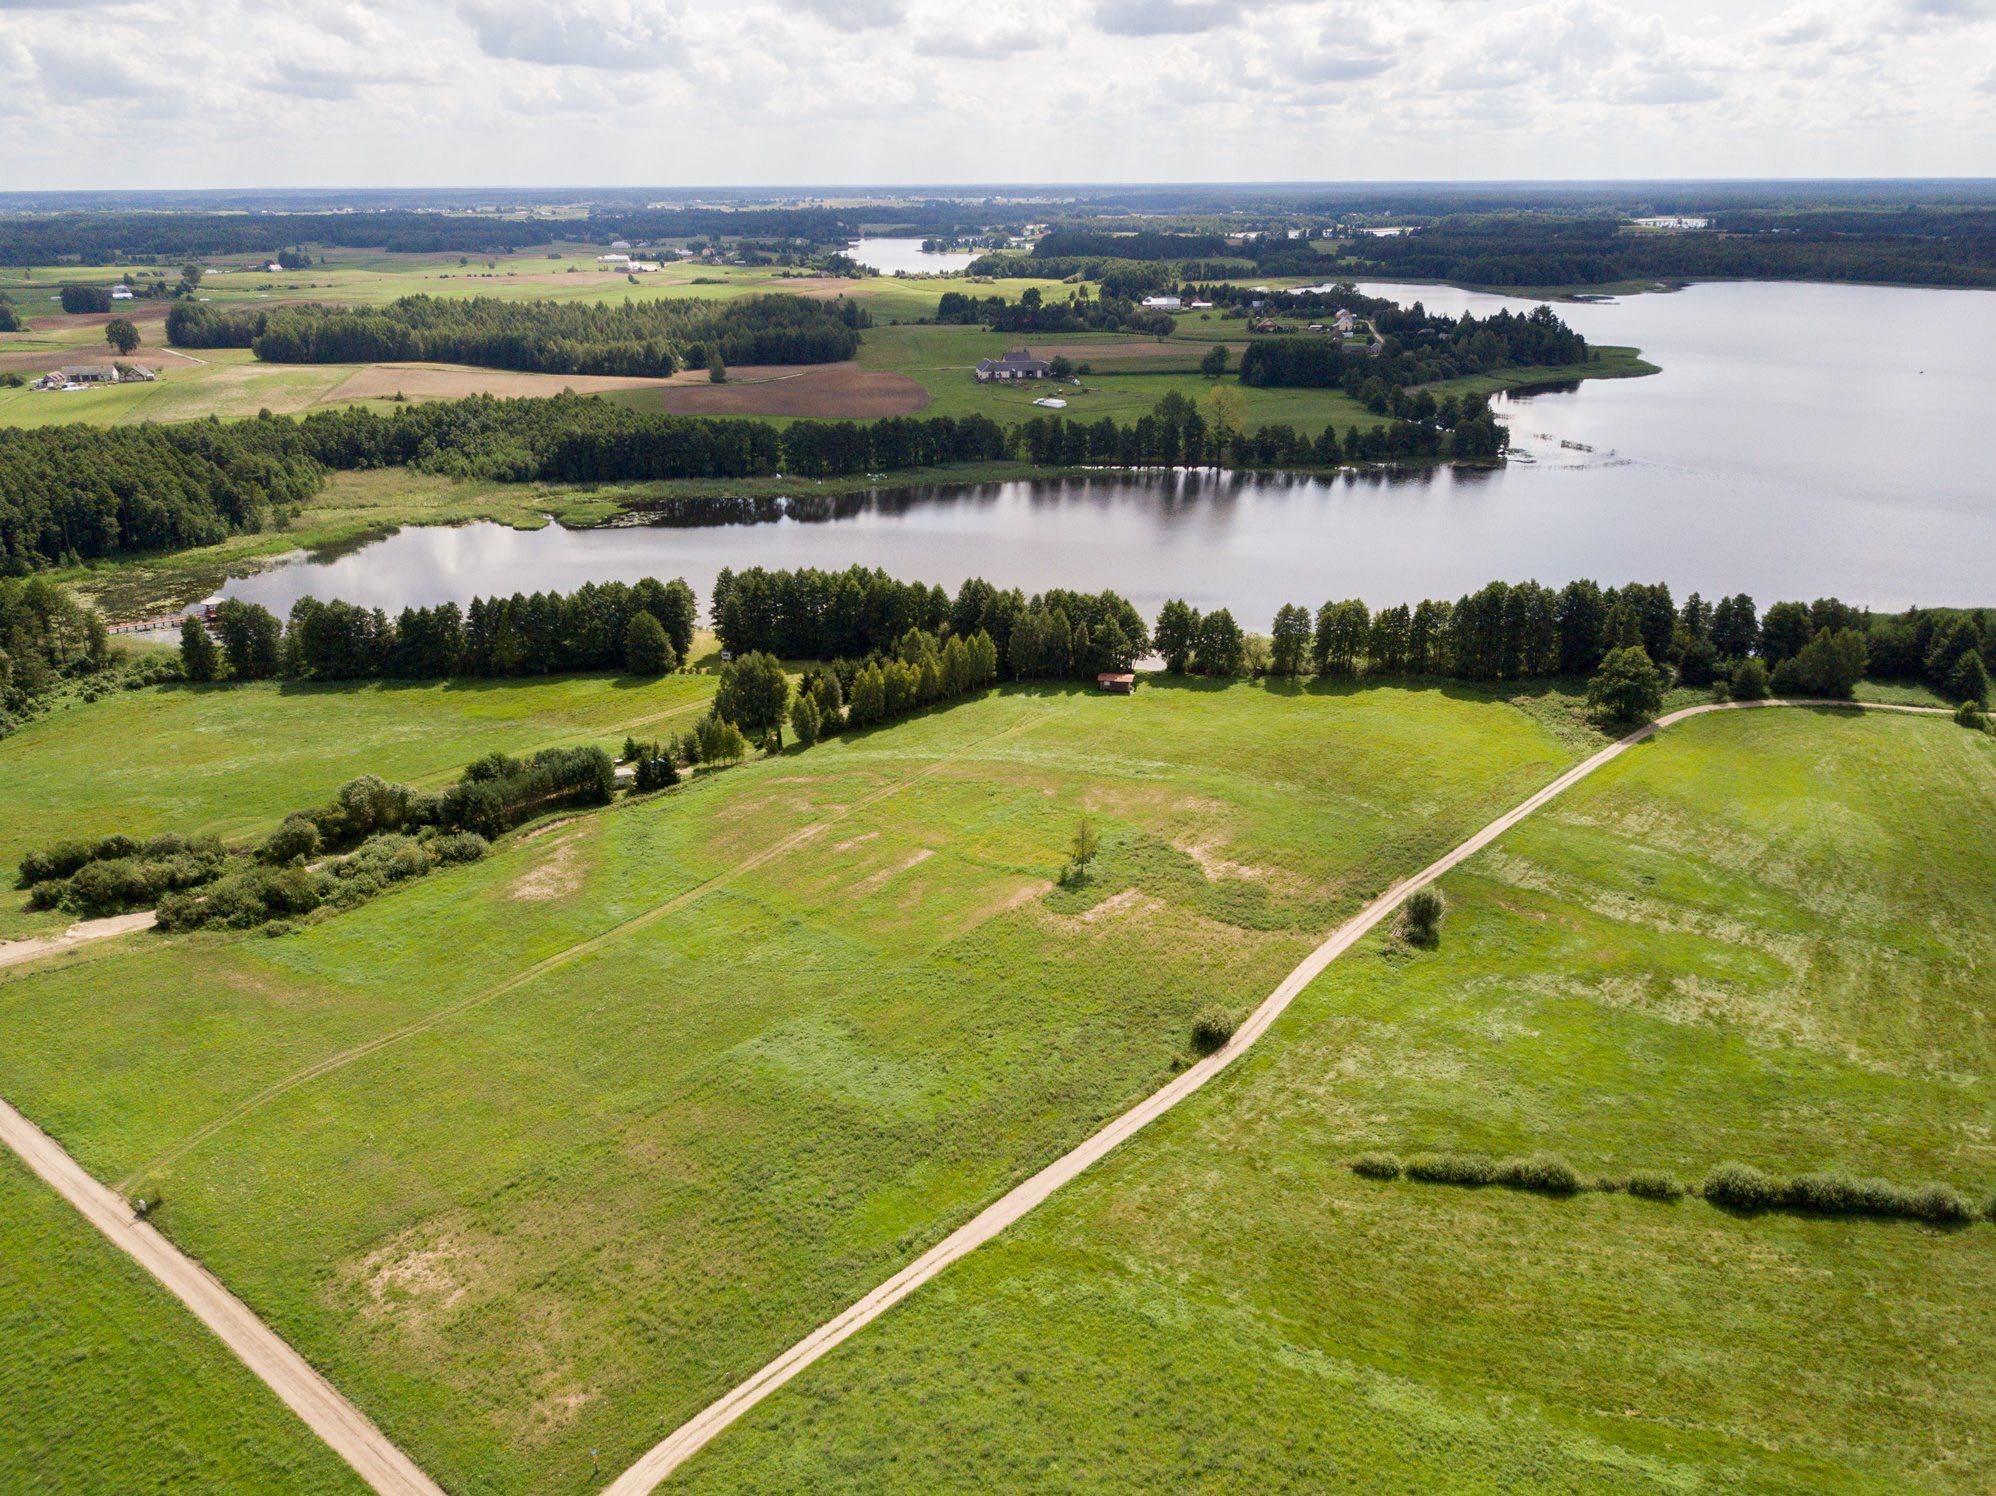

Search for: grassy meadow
xmin=0 ymin=1151 xmax=364 ymax=1495
xmin=0 ymin=669 xmax=716 ymax=940
xmin=0 ymin=679 xmax=1584 ymax=1492
xmin=674 ymin=706 xmax=1996 ymax=1493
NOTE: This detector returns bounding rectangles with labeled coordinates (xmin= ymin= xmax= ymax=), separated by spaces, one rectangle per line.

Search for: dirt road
xmin=0 ymin=1095 xmax=442 ymax=1496
xmin=0 ymin=911 xmax=156 ymax=972
xmin=602 ymin=698 xmax=1954 ymax=1493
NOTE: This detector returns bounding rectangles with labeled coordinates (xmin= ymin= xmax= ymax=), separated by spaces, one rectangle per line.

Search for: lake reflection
xmin=219 ymin=280 xmax=1996 ymax=621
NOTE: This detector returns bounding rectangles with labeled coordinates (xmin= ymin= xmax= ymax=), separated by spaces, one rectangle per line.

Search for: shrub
xmin=1406 ymin=1153 xmax=1496 ymax=1187
xmin=1702 ymin=1160 xmax=1781 ymax=1211
xmin=259 ymin=813 xmax=322 ymax=865
xmin=1626 ymin=1169 xmax=1684 ymax=1201
xmin=1189 ymin=1006 xmax=1238 ymax=1054
xmin=1907 ymin=1183 xmax=1976 ymax=1225
xmin=1587 ymin=644 xmax=1668 ymax=724
xmin=1350 ymin=1152 xmax=1402 ymax=1181
xmin=1403 ymin=886 xmax=1445 ymax=948
xmin=428 ymin=831 xmax=489 ymax=865
xmin=1956 ymin=699 xmax=1988 ymax=731
xmin=1729 ymin=656 xmax=1770 ymax=701
xmin=1493 ymin=1153 xmax=1581 ymax=1196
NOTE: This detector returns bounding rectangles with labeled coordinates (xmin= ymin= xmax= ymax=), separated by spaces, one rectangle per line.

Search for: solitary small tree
xmin=1403 ymin=887 xmax=1446 ymax=948
xmin=623 ymin=610 xmax=675 ymax=676
xmin=790 ymin=692 xmax=821 ymax=747
xmin=707 ymin=349 xmax=727 ymax=383
xmin=179 ymin=615 xmax=219 ymax=682
xmin=106 ymin=317 xmax=141 ymax=356
xmin=1587 ymin=644 xmax=1668 ymax=725
xmin=1070 ymin=816 xmax=1099 ymax=873
xmin=1199 ymin=343 xmax=1228 ymax=377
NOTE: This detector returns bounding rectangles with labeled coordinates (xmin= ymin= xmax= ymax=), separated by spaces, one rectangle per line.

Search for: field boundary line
xmin=0 ymin=1095 xmax=443 ymax=1496
xmin=126 ymin=699 xmax=1072 ymax=1187
xmin=601 ymin=697 xmax=1954 ymax=1494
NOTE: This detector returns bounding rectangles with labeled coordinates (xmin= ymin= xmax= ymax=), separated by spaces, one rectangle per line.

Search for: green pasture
xmin=0 ymin=1151 xmax=363 ymax=1495
xmin=0 ymin=669 xmax=716 ymax=940
xmin=0 ymin=679 xmax=1581 ymax=1492
xmin=678 ymin=706 xmax=1996 ymax=1494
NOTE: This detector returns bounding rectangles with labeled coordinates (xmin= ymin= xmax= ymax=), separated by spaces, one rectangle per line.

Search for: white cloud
xmin=0 ymin=0 xmax=1987 ymax=186
xmin=455 ymin=0 xmax=681 ymax=69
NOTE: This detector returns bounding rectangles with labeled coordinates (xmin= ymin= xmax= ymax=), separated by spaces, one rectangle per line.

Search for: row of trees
xmin=1155 ymin=584 xmax=1990 ymax=705
xmin=186 ymin=577 xmax=698 ymax=685
xmin=169 ymin=294 xmax=864 ymax=377
xmin=711 ymin=566 xmax=1150 ymax=682
xmin=1016 ymin=390 xmax=1505 ymax=467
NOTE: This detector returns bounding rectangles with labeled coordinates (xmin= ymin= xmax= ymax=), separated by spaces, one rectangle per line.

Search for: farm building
xmin=60 ymin=364 xmax=122 ymax=384
xmin=1096 ymin=672 xmax=1136 ymax=694
xmin=1142 ymin=295 xmax=1184 ymax=310
xmin=976 ymin=348 xmax=1053 ymax=382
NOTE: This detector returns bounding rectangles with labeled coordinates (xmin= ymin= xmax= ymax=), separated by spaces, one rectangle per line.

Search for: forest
xmin=1327 ymin=211 xmax=1996 ymax=289
xmin=1237 ymin=302 xmax=1588 ymax=390
xmin=167 ymin=293 xmax=866 ymax=376
xmin=0 ymin=392 xmax=1470 ymax=571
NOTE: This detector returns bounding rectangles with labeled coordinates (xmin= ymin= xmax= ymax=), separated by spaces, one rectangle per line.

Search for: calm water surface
xmin=220 ymin=281 xmax=1995 ymax=622
xmin=843 ymin=237 xmax=978 ymax=275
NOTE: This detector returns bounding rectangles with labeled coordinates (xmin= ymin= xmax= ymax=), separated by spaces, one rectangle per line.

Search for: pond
xmin=217 ymin=280 xmax=1996 ymax=623
xmin=843 ymin=237 xmax=979 ymax=276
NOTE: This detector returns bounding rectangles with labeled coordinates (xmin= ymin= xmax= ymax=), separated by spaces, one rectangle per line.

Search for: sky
xmin=0 ymin=0 xmax=1991 ymax=189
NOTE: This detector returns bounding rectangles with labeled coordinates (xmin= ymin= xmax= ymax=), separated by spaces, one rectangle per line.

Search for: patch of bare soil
xmin=849 ymin=847 xmax=935 ymax=896
xmin=641 ymin=362 xmax=929 ymax=417
xmin=1071 ymin=888 xmax=1164 ymax=925
xmin=508 ymin=841 xmax=585 ymax=902
xmin=323 ymin=363 xmax=676 ymax=402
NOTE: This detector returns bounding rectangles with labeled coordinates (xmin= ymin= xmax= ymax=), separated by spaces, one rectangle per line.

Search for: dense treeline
xmin=1016 ymin=388 xmax=1506 ymax=466
xmin=170 ymin=293 xmax=865 ymax=376
xmin=711 ymin=564 xmax=1150 ymax=684
xmin=1237 ymin=304 xmax=1588 ymax=391
xmin=1032 ymin=230 xmax=1232 ymax=262
xmin=1157 ymin=581 xmax=1990 ymax=706
xmin=933 ymin=288 xmax=1174 ymax=338
xmin=0 ymin=212 xmax=559 ymax=265
xmin=195 ymin=577 xmax=696 ymax=686
xmin=1344 ymin=213 xmax=1996 ymax=290
xmin=1 ymin=387 xmax=1473 ymax=572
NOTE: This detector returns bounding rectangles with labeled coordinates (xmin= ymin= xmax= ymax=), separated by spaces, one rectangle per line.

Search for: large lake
xmin=218 ymin=280 xmax=1995 ymax=622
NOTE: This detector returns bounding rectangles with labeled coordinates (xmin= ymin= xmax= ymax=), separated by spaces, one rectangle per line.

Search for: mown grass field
xmin=674 ymin=706 xmax=1996 ymax=1494
xmin=0 ymin=1151 xmax=364 ymax=1495
xmin=0 ymin=669 xmax=716 ymax=940
xmin=0 ymin=679 xmax=1582 ymax=1492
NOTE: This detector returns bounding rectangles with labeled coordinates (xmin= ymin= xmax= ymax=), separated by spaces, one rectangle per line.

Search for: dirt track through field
xmin=123 ymin=701 xmax=1070 ymax=1189
xmin=0 ymin=912 xmax=155 ymax=971
xmin=601 ymin=698 xmax=1955 ymax=1494
xmin=0 ymin=1096 xmax=442 ymax=1496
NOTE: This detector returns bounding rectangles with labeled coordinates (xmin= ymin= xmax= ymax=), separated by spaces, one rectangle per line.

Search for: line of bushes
xmin=21 ymin=833 xmax=229 ymax=918
xmin=1350 ymin=1150 xmax=1989 ymax=1226
xmin=157 ymin=828 xmax=489 ymax=932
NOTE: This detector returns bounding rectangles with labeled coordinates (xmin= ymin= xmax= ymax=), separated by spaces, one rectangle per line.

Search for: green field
xmin=1 ymin=246 xmax=1647 ymax=439
xmin=0 ymin=669 xmax=717 ymax=940
xmin=674 ymin=706 xmax=1996 ymax=1493
xmin=0 ymin=1151 xmax=363 ymax=1495
xmin=0 ymin=679 xmax=1586 ymax=1492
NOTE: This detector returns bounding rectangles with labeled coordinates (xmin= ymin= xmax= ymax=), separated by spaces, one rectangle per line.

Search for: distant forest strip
xmin=0 ymin=391 xmax=1493 ymax=571
xmin=1341 ymin=210 xmax=1996 ymax=289
xmin=166 ymin=293 xmax=866 ymax=377
xmin=970 ymin=208 xmax=1996 ymax=290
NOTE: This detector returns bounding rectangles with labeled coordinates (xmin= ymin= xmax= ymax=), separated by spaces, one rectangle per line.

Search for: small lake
xmin=844 ymin=237 xmax=979 ymax=276
xmin=217 ymin=280 xmax=1996 ymax=623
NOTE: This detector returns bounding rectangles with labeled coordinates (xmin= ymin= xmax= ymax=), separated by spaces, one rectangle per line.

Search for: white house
xmin=1141 ymin=295 xmax=1183 ymax=310
xmin=110 ymin=285 xmax=134 ymax=301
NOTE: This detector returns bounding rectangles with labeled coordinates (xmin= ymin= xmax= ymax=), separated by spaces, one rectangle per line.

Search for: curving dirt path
xmin=0 ymin=1095 xmax=442 ymax=1496
xmin=602 ymin=698 xmax=1956 ymax=1494
xmin=0 ymin=911 xmax=156 ymax=972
